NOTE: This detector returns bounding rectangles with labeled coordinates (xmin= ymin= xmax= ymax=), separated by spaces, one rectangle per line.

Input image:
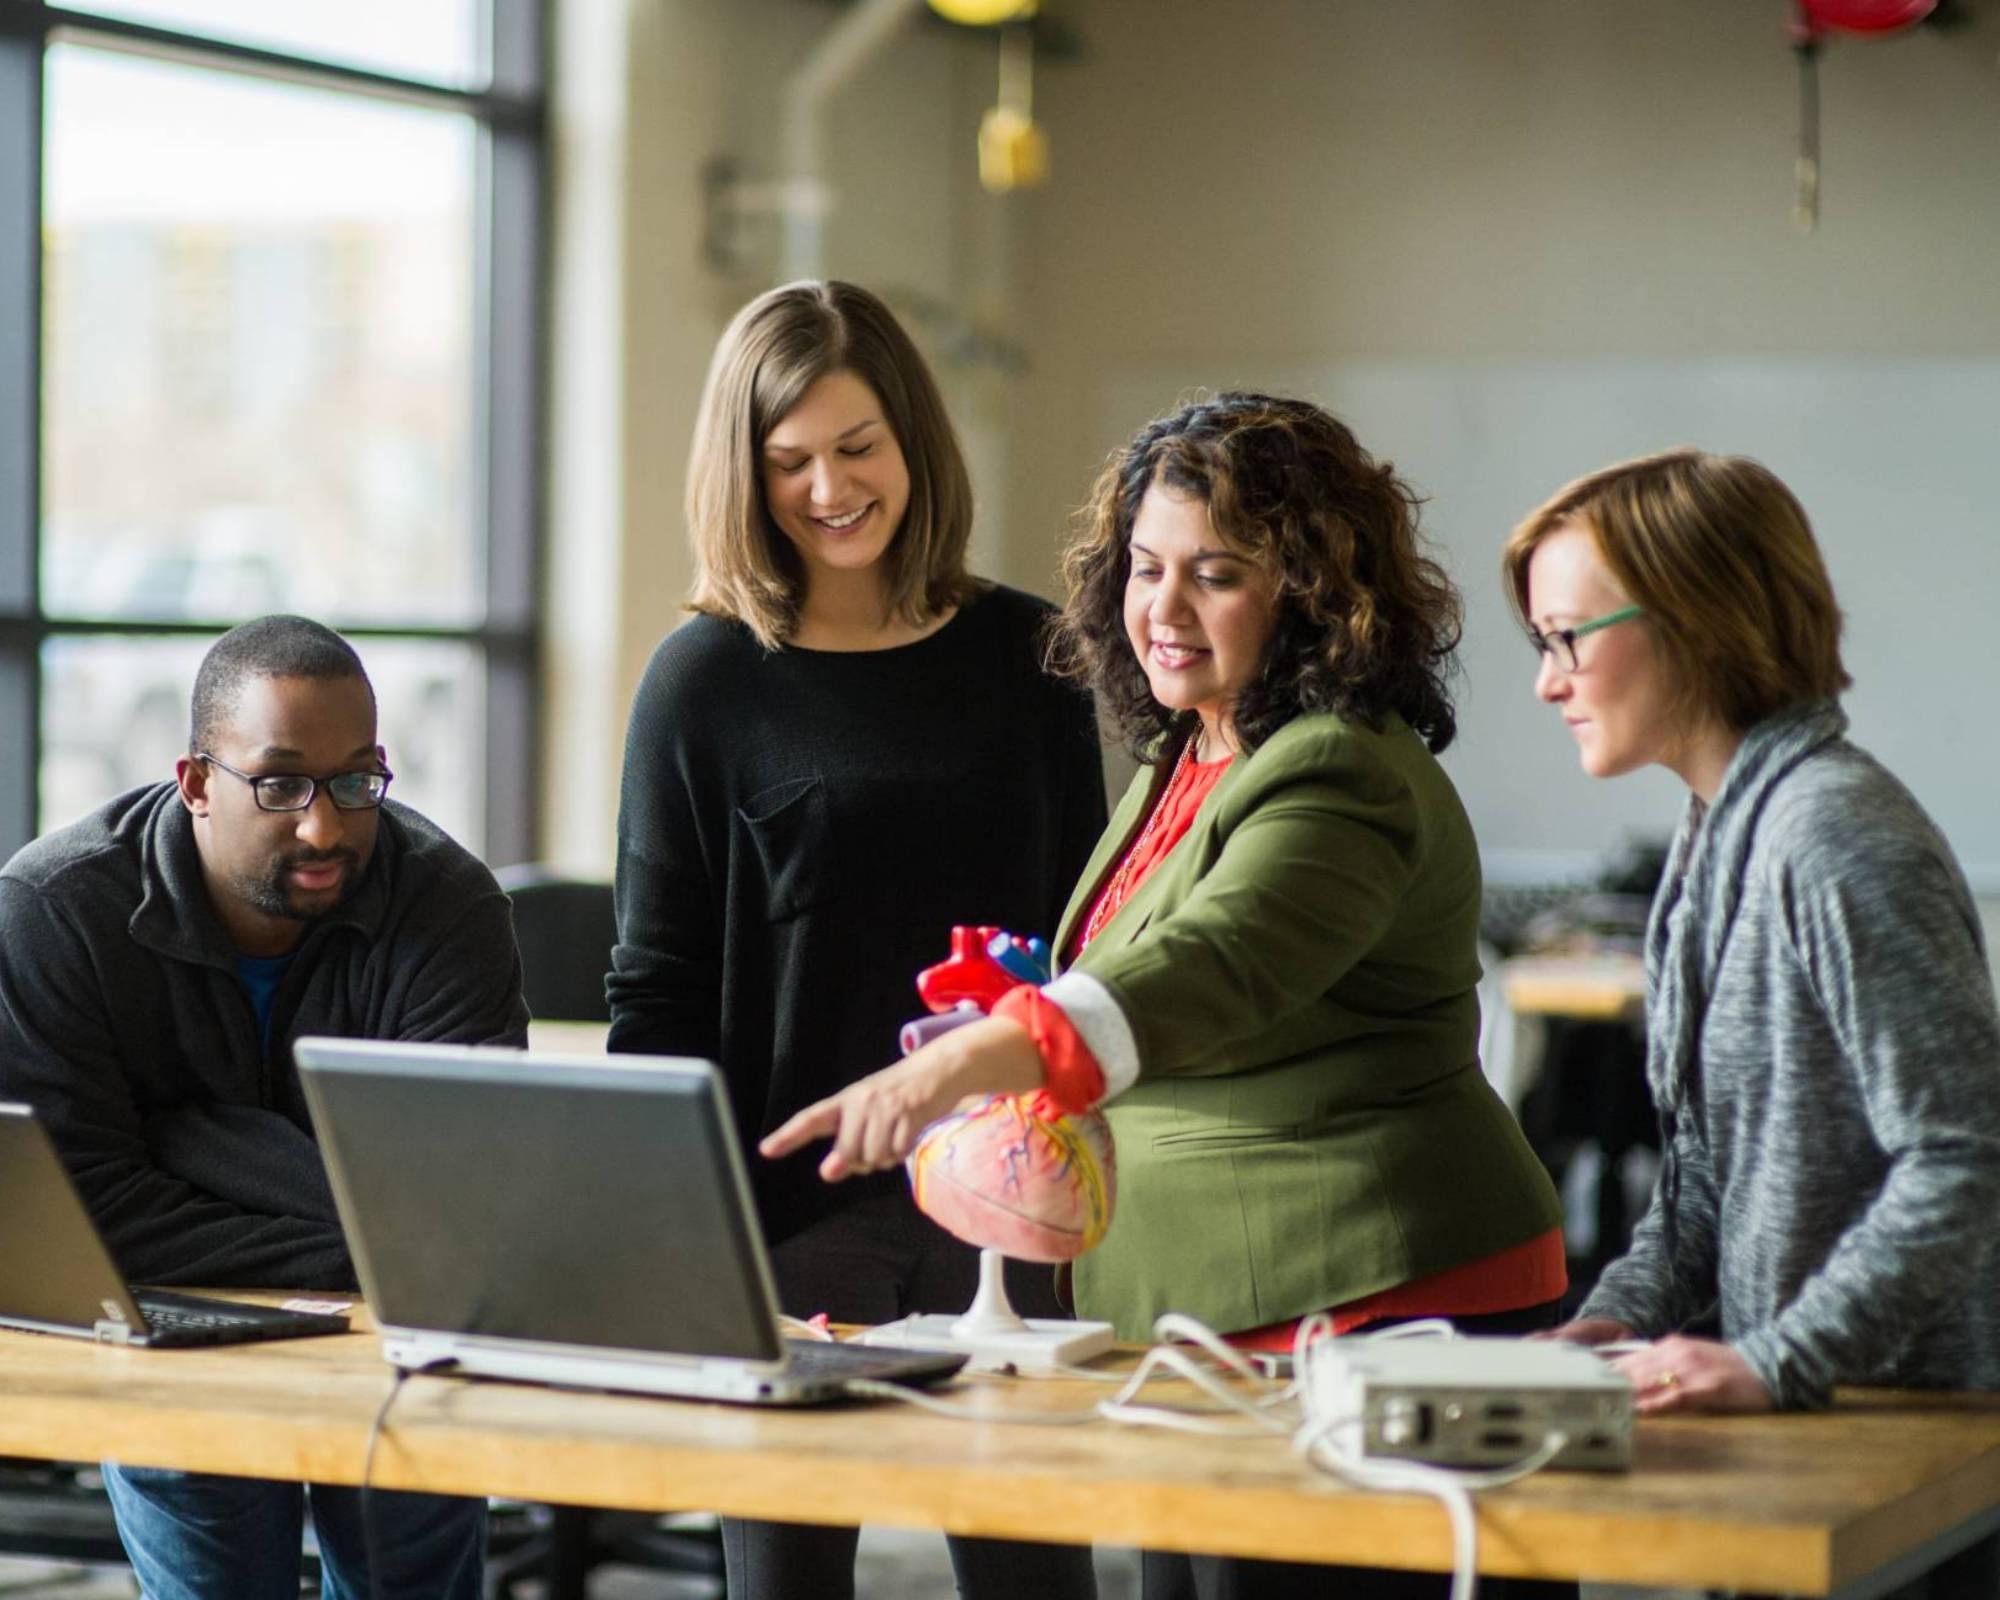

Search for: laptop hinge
xmin=94 ymin=1303 xmax=137 ymax=1345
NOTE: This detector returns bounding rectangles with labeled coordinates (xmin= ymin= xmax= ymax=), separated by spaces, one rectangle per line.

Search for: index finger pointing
xmin=760 ymin=1099 xmax=843 ymax=1159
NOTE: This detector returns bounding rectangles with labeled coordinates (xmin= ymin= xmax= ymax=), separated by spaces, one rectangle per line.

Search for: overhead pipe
xmin=780 ymin=0 xmax=925 ymax=282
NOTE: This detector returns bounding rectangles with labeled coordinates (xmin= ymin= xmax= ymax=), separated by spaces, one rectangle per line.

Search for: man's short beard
xmin=242 ymin=850 xmax=361 ymax=923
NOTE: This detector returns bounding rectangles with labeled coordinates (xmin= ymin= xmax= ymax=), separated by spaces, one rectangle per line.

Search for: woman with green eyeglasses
xmin=1504 ymin=450 xmax=2000 ymax=1485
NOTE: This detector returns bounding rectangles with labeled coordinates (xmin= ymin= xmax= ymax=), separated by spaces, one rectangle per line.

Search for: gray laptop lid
xmin=293 ymin=1040 xmax=785 ymax=1365
xmin=0 ymin=1103 xmax=148 ymax=1336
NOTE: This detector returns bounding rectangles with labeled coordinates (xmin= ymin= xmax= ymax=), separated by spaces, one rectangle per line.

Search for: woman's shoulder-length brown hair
xmin=1049 ymin=391 xmax=1463 ymax=762
xmin=1500 ymin=447 xmax=1851 ymax=732
xmin=684 ymin=279 xmax=976 ymax=649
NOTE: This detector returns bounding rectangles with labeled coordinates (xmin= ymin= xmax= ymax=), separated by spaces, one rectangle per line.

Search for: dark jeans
xmin=723 ymin=1189 xmax=1097 ymax=1600
xmin=1142 ymin=1300 xmax=1576 ymax=1600
xmin=100 ymin=1464 xmax=485 ymax=1600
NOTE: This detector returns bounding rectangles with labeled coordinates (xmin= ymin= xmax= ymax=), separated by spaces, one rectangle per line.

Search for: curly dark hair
xmin=1048 ymin=392 xmax=1463 ymax=762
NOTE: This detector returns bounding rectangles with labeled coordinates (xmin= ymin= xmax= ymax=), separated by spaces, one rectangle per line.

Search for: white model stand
xmin=857 ymin=1248 xmax=1115 ymax=1373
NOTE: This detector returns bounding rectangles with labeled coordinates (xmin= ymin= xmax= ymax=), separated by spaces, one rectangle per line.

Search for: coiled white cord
xmin=844 ymin=1312 xmax=1570 ymax=1599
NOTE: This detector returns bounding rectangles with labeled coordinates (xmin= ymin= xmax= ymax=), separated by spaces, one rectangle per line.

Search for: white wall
xmin=543 ymin=0 xmax=2000 ymax=974
xmin=987 ymin=0 xmax=2000 ymax=940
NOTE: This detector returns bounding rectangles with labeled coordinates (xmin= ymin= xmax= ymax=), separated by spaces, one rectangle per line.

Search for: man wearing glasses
xmin=0 ymin=613 xmax=525 ymax=1600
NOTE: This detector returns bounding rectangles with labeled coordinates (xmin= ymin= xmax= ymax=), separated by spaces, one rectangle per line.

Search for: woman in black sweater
xmin=608 ymin=280 xmax=1104 ymax=1600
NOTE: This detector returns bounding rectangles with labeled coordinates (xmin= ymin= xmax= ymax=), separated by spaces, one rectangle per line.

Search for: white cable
xmin=1293 ymin=1324 xmax=1572 ymax=1600
xmin=1093 ymin=1401 xmax=1290 ymax=1436
xmin=844 ymin=1377 xmax=1103 ymax=1423
xmin=848 ymin=1314 xmax=1296 ymax=1431
xmin=1356 ymin=1316 xmax=1459 ymax=1341
xmin=1088 ymin=1315 xmax=1304 ymax=1433
xmin=848 ymin=1337 xmax=1291 ymax=1431
xmin=848 ymin=1305 xmax=1573 ymax=1600
xmin=1047 ymin=1352 xmax=1247 ymax=1385
xmin=1050 ymin=1361 xmax=1152 ymax=1382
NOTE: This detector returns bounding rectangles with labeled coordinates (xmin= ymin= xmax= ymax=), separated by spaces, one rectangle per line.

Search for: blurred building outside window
xmin=3 ymin=1 xmax=543 ymax=860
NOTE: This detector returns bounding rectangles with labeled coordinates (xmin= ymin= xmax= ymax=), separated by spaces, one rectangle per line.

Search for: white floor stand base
xmin=857 ymin=1248 xmax=1115 ymax=1373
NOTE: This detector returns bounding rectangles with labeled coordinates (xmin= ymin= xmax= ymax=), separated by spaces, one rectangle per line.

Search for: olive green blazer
xmin=1059 ymin=712 xmax=1562 ymax=1341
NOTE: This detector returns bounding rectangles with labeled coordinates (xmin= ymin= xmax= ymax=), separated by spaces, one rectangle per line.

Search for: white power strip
xmin=1305 ymin=1336 xmax=1633 ymax=1471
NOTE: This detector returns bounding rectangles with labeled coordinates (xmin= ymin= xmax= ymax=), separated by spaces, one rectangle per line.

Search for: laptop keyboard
xmin=134 ymin=1290 xmax=346 ymax=1345
xmin=140 ymin=1300 xmax=268 ymax=1335
xmin=781 ymin=1338 xmax=964 ymax=1384
xmin=783 ymin=1338 xmax=916 ymax=1375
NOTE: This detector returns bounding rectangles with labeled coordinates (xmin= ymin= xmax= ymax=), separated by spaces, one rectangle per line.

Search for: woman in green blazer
xmin=767 ymin=392 xmax=1567 ymax=1597
xmin=767 ymin=391 xmax=1561 ymax=1333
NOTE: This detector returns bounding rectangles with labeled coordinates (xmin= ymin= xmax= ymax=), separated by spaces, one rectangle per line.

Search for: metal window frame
xmin=481 ymin=0 xmax=546 ymax=869
xmin=0 ymin=0 xmax=547 ymax=864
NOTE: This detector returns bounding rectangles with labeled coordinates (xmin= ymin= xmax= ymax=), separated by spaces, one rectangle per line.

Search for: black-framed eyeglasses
xmin=198 ymin=754 xmax=393 ymax=813
xmin=1526 ymin=604 xmax=1644 ymax=673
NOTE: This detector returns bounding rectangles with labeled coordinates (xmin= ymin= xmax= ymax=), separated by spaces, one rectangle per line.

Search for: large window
xmin=0 ymin=1 xmax=544 ymax=861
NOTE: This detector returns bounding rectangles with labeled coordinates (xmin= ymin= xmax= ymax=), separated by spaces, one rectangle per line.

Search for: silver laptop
xmin=292 ymin=1038 xmax=966 ymax=1405
xmin=0 ymin=1103 xmax=350 ymax=1347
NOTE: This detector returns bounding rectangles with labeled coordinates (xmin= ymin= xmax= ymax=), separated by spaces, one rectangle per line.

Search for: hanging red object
xmin=1795 ymin=0 xmax=1936 ymax=36
xmin=1787 ymin=0 xmax=1935 ymax=229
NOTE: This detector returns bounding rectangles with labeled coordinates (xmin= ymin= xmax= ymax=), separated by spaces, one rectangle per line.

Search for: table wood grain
xmin=3 ymin=1304 xmax=1998 ymax=1593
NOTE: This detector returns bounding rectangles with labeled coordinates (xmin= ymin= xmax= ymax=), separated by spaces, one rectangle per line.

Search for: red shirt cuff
xmin=989 ymin=985 xmax=1107 ymax=1115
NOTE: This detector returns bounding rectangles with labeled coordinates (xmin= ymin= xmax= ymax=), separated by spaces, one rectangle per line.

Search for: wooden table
xmin=3 ymin=1310 xmax=1997 ymax=1598
xmin=1502 ymin=954 xmax=1647 ymax=1023
xmin=525 ymin=1019 xmax=612 ymax=1054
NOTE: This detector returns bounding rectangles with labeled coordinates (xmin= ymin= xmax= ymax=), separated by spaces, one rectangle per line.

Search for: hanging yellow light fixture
xmin=976 ymin=23 xmax=1047 ymax=192
xmin=926 ymin=0 xmax=1037 ymax=24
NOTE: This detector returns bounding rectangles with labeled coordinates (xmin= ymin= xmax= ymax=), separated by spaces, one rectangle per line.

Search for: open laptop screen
xmin=296 ymin=1044 xmax=783 ymax=1364
xmin=0 ymin=1104 xmax=148 ymax=1334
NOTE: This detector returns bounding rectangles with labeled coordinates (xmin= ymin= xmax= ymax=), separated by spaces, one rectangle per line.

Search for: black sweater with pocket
xmin=608 ymin=583 xmax=1106 ymax=1248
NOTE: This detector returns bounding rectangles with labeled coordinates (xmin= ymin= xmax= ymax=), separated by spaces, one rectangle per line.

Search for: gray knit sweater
xmin=1579 ymin=701 xmax=2000 ymax=1409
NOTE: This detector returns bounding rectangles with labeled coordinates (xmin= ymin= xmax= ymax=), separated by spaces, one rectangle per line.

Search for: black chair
xmin=0 ymin=1458 xmax=127 ymax=1569
xmin=494 ymin=866 xmax=620 ymax=1024
xmin=485 ymin=865 xmax=723 ymax=1600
